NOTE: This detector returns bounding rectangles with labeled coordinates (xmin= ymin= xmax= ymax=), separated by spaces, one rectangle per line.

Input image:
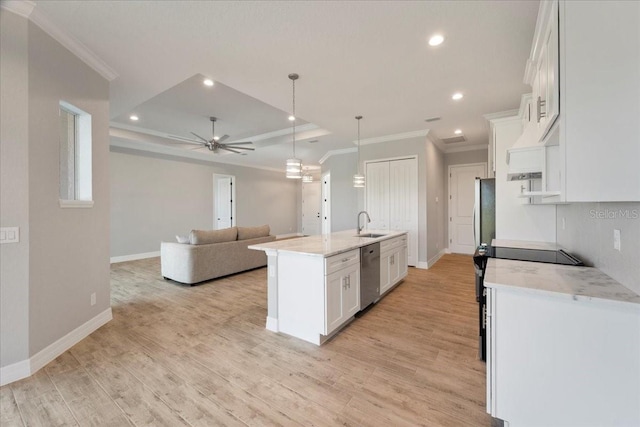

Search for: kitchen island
xmin=484 ymin=258 xmax=640 ymax=426
xmin=249 ymin=229 xmax=408 ymax=345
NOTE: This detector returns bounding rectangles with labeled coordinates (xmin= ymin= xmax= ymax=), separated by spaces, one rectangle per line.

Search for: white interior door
xmin=302 ymin=181 xmax=322 ymax=235
xmin=389 ymin=158 xmax=418 ymax=267
xmin=321 ymin=172 xmax=331 ymax=234
xmin=213 ymin=174 xmax=235 ymax=229
xmin=449 ymin=164 xmax=486 ymax=254
xmin=365 ymin=162 xmax=389 ymax=230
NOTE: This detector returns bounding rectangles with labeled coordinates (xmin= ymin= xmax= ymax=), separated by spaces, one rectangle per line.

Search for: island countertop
xmin=249 ymin=229 xmax=407 ymax=257
xmin=485 ymin=258 xmax=640 ymax=307
xmin=491 ymin=239 xmax=561 ymax=251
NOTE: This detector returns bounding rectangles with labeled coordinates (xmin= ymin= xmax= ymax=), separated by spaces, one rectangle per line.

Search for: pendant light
xmin=353 ymin=115 xmax=365 ymax=188
xmin=302 ymin=166 xmax=313 ymax=183
xmin=286 ymin=73 xmax=302 ymax=179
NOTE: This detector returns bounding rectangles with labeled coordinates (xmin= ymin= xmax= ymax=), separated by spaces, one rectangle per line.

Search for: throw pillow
xmin=237 ymin=225 xmax=270 ymax=240
xmin=189 ymin=227 xmax=238 ymax=245
xmin=175 ymin=235 xmax=190 ymax=244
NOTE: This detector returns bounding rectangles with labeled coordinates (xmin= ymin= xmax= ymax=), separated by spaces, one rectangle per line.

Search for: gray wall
xmin=1 ymin=11 xmax=30 ymax=368
xmin=1 ymin=9 xmax=111 ymax=371
xmin=556 ymin=202 xmax=640 ymax=294
xmin=28 ymin=20 xmax=111 ymax=355
xmin=426 ymin=140 xmax=446 ymax=264
xmin=110 ymin=148 xmax=298 ymax=257
xmin=443 ymin=149 xmax=489 ymax=250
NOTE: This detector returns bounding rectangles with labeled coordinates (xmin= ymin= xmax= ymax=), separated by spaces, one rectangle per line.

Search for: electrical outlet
xmin=613 ymin=229 xmax=621 ymax=251
xmin=90 ymin=292 xmax=96 ymax=306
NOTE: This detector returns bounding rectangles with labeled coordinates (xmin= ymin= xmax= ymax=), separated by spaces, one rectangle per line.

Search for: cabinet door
xmin=325 ymin=265 xmax=360 ymax=335
xmin=380 ymin=251 xmax=392 ymax=294
xmin=543 ymin=1 xmax=559 ymax=135
xmin=398 ymin=244 xmax=408 ymax=279
xmin=389 ymin=250 xmax=401 ymax=286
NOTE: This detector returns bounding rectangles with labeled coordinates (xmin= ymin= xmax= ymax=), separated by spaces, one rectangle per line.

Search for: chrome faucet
xmin=357 ymin=211 xmax=371 ymax=235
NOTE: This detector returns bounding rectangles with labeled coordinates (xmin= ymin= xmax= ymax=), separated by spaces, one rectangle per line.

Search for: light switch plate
xmin=613 ymin=229 xmax=621 ymax=251
xmin=0 ymin=227 xmax=19 ymax=244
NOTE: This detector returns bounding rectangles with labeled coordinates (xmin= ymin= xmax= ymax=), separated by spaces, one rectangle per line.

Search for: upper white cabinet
xmin=515 ymin=0 xmax=640 ymax=202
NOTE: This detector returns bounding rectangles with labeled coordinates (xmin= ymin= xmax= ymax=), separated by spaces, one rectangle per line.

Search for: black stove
xmin=473 ymin=244 xmax=583 ymax=361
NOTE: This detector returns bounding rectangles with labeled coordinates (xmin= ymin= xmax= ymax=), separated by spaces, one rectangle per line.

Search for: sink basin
xmin=356 ymin=233 xmax=386 ymax=238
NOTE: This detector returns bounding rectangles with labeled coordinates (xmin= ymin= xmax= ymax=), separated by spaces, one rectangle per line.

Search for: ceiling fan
xmin=186 ymin=117 xmax=254 ymax=154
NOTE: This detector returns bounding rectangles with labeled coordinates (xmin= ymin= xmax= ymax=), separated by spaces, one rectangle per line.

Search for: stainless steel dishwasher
xmin=360 ymin=242 xmax=380 ymax=310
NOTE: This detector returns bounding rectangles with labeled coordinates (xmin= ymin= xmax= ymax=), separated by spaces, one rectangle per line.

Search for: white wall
xmin=110 ymin=148 xmax=299 ymax=258
xmin=557 ymin=202 xmax=640 ymax=294
xmin=0 ymin=10 xmax=111 ymax=380
xmin=426 ymin=140 xmax=446 ymax=265
xmin=320 ymin=152 xmax=360 ymax=232
xmin=0 ymin=10 xmax=30 ymax=369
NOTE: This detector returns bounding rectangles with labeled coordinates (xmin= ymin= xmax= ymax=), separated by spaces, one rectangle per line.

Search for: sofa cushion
xmin=175 ymin=235 xmax=190 ymax=244
xmin=189 ymin=227 xmax=238 ymax=245
xmin=237 ymin=225 xmax=270 ymax=240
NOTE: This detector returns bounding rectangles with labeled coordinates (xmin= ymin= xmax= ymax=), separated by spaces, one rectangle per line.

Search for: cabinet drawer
xmin=325 ymin=249 xmax=360 ymax=275
xmin=380 ymin=235 xmax=406 ymax=253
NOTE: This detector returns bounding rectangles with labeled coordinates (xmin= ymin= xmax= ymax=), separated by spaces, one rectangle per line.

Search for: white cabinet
xmin=325 ymin=253 xmax=360 ymax=335
xmin=380 ymin=235 xmax=408 ymax=295
xmin=516 ymin=0 xmax=640 ymax=202
xmin=486 ymin=285 xmax=640 ymax=426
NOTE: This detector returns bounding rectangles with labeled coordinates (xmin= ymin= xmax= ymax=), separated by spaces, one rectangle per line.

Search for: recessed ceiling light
xmin=452 ymin=92 xmax=464 ymax=100
xmin=288 ymin=115 xmax=295 ymax=121
xmin=129 ymin=115 xmax=139 ymax=121
xmin=428 ymin=34 xmax=444 ymax=46
xmin=454 ymin=129 xmax=462 ymax=135
xmin=203 ymin=79 xmax=214 ymax=87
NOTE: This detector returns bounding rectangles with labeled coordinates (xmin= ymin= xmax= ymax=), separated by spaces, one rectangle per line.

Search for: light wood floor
xmin=1 ymin=254 xmax=491 ymax=426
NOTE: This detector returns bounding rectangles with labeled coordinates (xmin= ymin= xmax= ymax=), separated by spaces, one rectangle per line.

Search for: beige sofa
xmin=161 ymin=225 xmax=275 ymax=285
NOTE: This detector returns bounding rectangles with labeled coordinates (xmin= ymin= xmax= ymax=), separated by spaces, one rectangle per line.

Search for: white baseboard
xmin=0 ymin=308 xmax=112 ymax=387
xmin=265 ymin=316 xmax=278 ymax=332
xmin=110 ymin=251 xmax=160 ymax=264
xmin=416 ymin=262 xmax=429 ymax=270
xmin=0 ymin=358 xmax=31 ymax=387
xmin=427 ymin=250 xmax=446 ymax=268
xmin=445 ymin=248 xmax=452 ymax=254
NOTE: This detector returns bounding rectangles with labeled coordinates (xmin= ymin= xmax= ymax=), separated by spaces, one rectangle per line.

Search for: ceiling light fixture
xmin=353 ymin=116 xmax=365 ymax=188
xmin=452 ymin=92 xmax=464 ymax=100
xmin=203 ymin=79 xmax=214 ymax=87
xmin=286 ymin=73 xmax=302 ymax=179
xmin=288 ymin=115 xmax=295 ymax=121
xmin=454 ymin=129 xmax=462 ymax=135
xmin=129 ymin=115 xmax=139 ymax=121
xmin=428 ymin=34 xmax=444 ymax=46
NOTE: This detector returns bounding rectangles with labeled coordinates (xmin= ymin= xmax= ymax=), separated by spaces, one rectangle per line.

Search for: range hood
xmin=506 ymin=146 xmax=543 ymax=181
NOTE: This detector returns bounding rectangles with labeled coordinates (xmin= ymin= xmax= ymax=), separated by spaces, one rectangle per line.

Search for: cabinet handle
xmin=537 ymin=96 xmax=546 ymax=123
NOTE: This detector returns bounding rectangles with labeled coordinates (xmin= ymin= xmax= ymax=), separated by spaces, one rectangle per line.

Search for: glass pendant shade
xmin=286 ymin=157 xmax=302 ymax=179
xmin=353 ymin=115 xmax=365 ymax=188
xmin=353 ymin=173 xmax=365 ymax=187
xmin=302 ymin=173 xmax=313 ymax=183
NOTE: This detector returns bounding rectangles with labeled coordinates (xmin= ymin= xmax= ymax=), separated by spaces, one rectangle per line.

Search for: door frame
xmin=212 ymin=174 xmax=236 ymax=229
xmin=321 ymin=171 xmax=331 ymax=234
xmin=447 ymin=162 xmax=486 ymax=253
xmin=364 ymin=155 xmax=419 ymax=268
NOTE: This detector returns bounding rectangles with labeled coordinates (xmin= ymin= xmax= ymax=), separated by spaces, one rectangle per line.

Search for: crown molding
xmin=483 ymin=109 xmax=519 ymax=123
xmin=1 ymin=0 xmax=119 ymax=81
xmin=1 ymin=0 xmax=35 ymax=18
xmin=355 ymin=129 xmax=430 ymax=146
xmin=318 ymin=147 xmax=357 ymax=164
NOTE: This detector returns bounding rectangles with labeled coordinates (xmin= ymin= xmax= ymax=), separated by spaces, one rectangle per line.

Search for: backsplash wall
xmin=556 ymin=202 xmax=640 ymax=294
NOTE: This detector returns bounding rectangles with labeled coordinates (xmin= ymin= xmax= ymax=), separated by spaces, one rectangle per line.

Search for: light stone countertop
xmin=485 ymin=258 xmax=640 ymax=307
xmin=491 ymin=239 xmax=561 ymax=251
xmin=249 ymin=229 xmax=407 ymax=258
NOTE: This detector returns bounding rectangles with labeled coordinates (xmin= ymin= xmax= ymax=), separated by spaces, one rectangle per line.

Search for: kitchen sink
xmin=356 ymin=233 xmax=386 ymax=238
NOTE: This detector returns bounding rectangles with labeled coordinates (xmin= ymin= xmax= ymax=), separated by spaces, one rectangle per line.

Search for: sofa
xmin=161 ymin=225 xmax=276 ymax=285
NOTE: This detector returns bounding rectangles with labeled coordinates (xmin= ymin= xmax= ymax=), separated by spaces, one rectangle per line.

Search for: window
xmin=59 ymin=101 xmax=92 ymax=208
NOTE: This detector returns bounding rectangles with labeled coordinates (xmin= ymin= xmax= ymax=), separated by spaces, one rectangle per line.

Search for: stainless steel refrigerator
xmin=474 ymin=178 xmax=495 ymax=248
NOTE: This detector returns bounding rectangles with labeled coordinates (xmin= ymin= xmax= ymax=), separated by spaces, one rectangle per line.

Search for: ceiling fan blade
xmin=168 ymin=135 xmax=203 ymax=145
xmin=219 ymin=146 xmax=242 ymax=154
xmin=225 ymin=141 xmax=253 ymax=145
xmin=187 ymin=145 xmax=206 ymax=150
xmin=190 ymin=132 xmax=210 ymax=143
xmin=224 ymin=145 xmax=254 ymax=151
xmin=217 ymin=134 xmax=230 ymax=143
